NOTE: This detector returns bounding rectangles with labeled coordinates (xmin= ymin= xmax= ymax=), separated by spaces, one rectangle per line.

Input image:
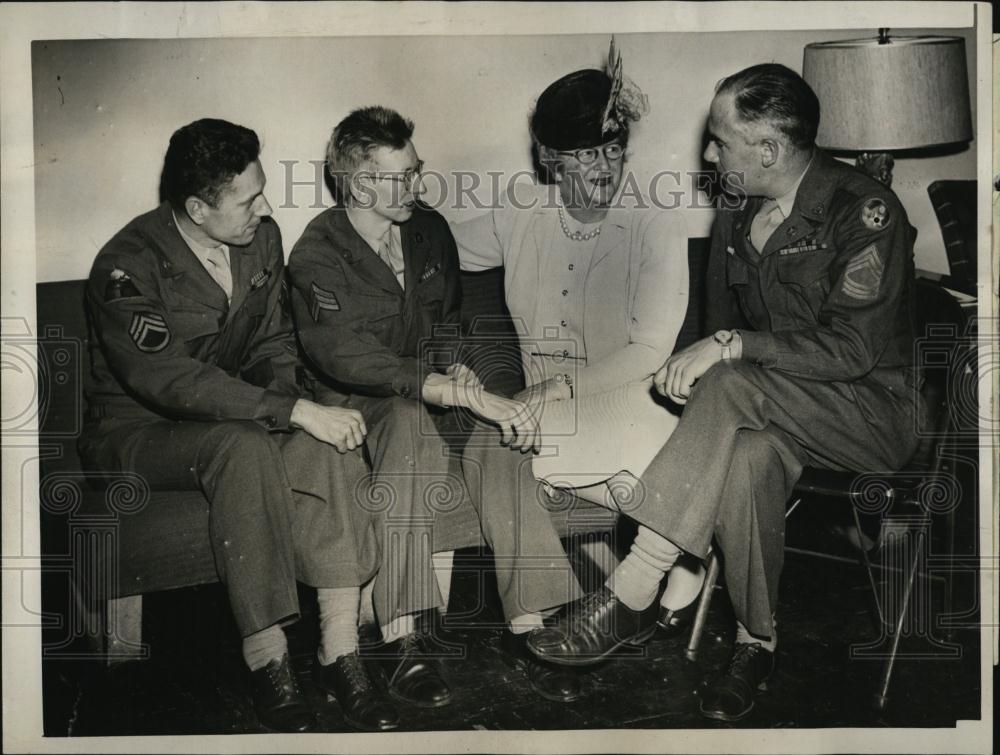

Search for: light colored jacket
xmin=453 ymin=182 xmax=689 ymax=483
xmin=454 ymin=181 xmax=689 ymax=397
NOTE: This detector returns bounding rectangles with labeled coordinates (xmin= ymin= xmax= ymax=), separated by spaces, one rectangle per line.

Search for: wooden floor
xmin=41 ymin=517 xmax=981 ymax=736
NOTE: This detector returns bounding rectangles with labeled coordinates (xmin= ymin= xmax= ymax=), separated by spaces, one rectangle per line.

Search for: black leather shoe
xmin=381 ymin=631 xmax=452 ymax=708
xmin=699 ymin=642 xmax=775 ymax=722
xmin=657 ymin=602 xmax=695 ymax=638
xmin=250 ymin=654 xmax=317 ymax=732
xmin=500 ymin=629 xmax=585 ymax=703
xmin=313 ymin=652 xmax=399 ymax=731
xmin=525 ymin=586 xmax=659 ymax=666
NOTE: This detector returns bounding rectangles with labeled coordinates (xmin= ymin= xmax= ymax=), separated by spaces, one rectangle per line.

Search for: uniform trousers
xmin=344 ymin=395 xmax=461 ymax=626
xmin=79 ymin=418 xmax=377 ymax=637
xmin=461 ymin=420 xmax=586 ymax=621
xmin=634 ymin=360 xmax=918 ymax=637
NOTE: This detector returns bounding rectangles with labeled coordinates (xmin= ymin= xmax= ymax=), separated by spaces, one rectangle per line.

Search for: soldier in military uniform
xmin=527 ymin=64 xmax=921 ymax=722
xmin=79 ymin=118 xmax=383 ymax=732
xmin=289 ymin=106 xmax=546 ymax=720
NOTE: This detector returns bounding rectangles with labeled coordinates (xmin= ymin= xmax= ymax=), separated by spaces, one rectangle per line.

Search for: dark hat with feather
xmin=530 ymin=38 xmax=648 ymax=151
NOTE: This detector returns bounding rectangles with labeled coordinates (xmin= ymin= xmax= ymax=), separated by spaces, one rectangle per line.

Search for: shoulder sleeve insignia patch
xmin=129 ymin=312 xmax=171 ymax=352
xmin=105 ymin=268 xmax=142 ymax=301
xmin=310 ymin=282 xmax=340 ymax=321
xmin=842 ymin=244 xmax=884 ymax=301
xmin=859 ymin=197 xmax=890 ymax=231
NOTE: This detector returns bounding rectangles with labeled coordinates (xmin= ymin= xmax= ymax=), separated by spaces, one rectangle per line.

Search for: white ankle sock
xmin=736 ymin=618 xmax=777 ymax=652
xmin=242 ymin=624 xmax=288 ymax=671
xmin=606 ymin=526 xmax=682 ymax=611
xmin=316 ymin=587 xmax=360 ymax=666
xmin=509 ymin=612 xmax=545 ymax=635
xmin=433 ymin=550 xmax=454 ymax=615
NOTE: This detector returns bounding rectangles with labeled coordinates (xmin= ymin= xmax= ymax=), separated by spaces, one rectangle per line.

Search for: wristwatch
xmin=714 ymin=329 xmax=734 ymax=360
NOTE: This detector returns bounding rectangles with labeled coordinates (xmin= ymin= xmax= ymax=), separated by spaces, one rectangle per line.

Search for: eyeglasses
xmin=361 ymin=161 xmax=425 ymax=191
xmin=556 ymin=143 xmax=625 ymax=165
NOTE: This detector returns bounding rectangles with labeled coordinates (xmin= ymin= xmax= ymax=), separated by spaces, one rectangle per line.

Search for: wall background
xmin=31 ymin=28 xmax=976 ymax=282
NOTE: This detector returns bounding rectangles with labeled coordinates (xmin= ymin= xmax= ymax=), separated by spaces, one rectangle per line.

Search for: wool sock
xmin=242 ymin=623 xmax=289 ymax=671
xmin=509 ymin=612 xmax=546 ymax=635
xmin=606 ymin=526 xmax=682 ymax=611
xmin=316 ymin=587 xmax=360 ymax=666
xmin=735 ymin=618 xmax=777 ymax=653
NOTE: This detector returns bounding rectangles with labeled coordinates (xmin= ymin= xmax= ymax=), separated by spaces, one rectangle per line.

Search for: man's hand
xmin=470 ymin=392 xmax=541 ymax=453
xmin=654 ymin=336 xmax=723 ymax=405
xmin=423 ymin=369 xmax=539 ymax=452
xmin=445 ymin=363 xmax=483 ymax=393
xmin=290 ymin=399 xmax=367 ymax=452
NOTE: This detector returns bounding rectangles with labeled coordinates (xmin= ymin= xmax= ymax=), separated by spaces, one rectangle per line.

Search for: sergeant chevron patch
xmin=842 ymin=244 xmax=883 ymax=301
xmin=310 ymin=282 xmax=340 ymax=321
xmin=129 ymin=312 xmax=170 ymax=352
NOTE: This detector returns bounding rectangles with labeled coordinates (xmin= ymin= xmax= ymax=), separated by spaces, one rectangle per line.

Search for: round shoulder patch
xmin=859 ymin=197 xmax=891 ymax=231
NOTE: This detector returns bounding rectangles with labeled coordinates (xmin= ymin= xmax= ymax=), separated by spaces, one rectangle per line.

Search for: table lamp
xmin=802 ymin=31 xmax=972 ymax=187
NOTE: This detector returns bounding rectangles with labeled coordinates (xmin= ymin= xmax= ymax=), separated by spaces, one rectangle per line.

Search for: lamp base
xmin=855 ymin=152 xmax=894 ymax=187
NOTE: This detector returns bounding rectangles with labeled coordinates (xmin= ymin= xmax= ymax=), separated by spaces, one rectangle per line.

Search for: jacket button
xmin=568 ymin=264 xmax=574 ymax=271
xmin=561 ymin=289 xmax=568 ymax=296
xmin=400 ymin=385 xmax=411 ymax=397
xmin=265 ymin=416 xmax=277 ymax=428
xmin=560 ymin=320 xmax=567 ymax=327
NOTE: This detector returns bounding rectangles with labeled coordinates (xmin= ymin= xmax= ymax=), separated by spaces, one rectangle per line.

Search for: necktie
xmin=205 ymin=245 xmax=233 ymax=300
xmin=749 ymin=199 xmax=784 ymax=253
xmin=377 ymin=230 xmax=405 ymax=288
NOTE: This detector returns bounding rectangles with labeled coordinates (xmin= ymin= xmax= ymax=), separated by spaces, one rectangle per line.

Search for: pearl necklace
xmin=558 ymin=206 xmax=602 ymax=242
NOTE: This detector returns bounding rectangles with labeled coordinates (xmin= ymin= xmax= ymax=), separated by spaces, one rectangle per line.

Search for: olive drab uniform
xmin=633 ymin=151 xmax=921 ymax=637
xmin=288 ymin=205 xmax=464 ymax=627
xmin=79 ymin=203 xmax=376 ymax=637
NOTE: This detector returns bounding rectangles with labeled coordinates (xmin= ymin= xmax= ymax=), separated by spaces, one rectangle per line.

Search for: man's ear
xmin=184 ymin=196 xmax=208 ymax=226
xmin=760 ymin=138 xmax=780 ymax=169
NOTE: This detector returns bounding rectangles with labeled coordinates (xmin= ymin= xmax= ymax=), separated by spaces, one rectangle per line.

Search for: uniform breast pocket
xmin=170 ymin=308 xmax=221 ymax=341
xmin=776 ymin=251 xmax=833 ymax=290
xmin=243 ymin=288 xmax=270 ymax=321
xmin=169 ymin=308 xmax=221 ymax=357
xmin=417 ymin=274 xmax=446 ymax=313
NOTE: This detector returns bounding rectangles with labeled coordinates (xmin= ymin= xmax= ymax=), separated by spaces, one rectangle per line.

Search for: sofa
xmin=36 ymin=242 xmax=708 ymax=664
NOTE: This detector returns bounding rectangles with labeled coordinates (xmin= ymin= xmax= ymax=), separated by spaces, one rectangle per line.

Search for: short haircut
xmin=160 ymin=118 xmax=260 ymax=211
xmin=326 ymin=106 xmax=415 ymax=204
xmin=716 ymin=64 xmax=820 ymax=149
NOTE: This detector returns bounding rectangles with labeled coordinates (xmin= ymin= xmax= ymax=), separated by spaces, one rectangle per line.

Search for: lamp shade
xmin=803 ymin=36 xmax=972 ymax=151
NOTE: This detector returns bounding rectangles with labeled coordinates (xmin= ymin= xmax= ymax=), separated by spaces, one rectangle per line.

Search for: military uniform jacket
xmin=705 ymin=150 xmax=918 ymax=387
xmin=288 ymin=205 xmax=462 ymax=402
xmin=84 ymin=203 xmax=301 ymax=430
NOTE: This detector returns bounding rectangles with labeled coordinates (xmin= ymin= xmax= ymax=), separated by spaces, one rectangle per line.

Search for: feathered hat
xmin=530 ymin=37 xmax=649 ymax=151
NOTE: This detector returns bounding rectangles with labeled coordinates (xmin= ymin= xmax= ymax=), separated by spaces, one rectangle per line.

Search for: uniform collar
xmin=786 ymin=149 xmax=841 ymax=223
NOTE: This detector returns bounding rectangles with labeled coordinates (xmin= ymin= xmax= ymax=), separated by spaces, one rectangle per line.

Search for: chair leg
xmin=685 ymin=553 xmax=720 ymax=661
xmin=874 ymin=530 xmax=924 ymax=711
xmin=106 ymin=595 xmax=146 ymax=666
